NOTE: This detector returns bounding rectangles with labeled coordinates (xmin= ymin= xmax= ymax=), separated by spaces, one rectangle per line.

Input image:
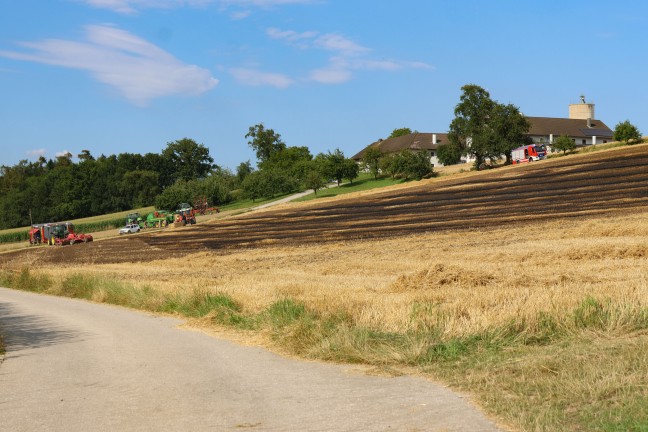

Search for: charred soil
xmin=7 ymin=144 xmax=648 ymax=265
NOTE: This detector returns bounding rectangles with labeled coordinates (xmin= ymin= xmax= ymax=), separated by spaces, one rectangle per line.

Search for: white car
xmin=119 ymin=223 xmax=140 ymax=234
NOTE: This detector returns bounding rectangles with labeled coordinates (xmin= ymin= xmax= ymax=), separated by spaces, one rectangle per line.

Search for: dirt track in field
xmin=8 ymin=145 xmax=648 ymax=265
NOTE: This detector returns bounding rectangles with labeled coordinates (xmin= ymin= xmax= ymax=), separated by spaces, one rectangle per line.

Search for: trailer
xmin=512 ymin=144 xmax=547 ymax=164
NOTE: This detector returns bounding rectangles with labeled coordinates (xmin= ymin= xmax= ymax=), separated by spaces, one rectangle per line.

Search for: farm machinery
xmin=193 ymin=196 xmax=219 ymax=215
xmin=29 ymin=222 xmax=93 ymax=246
xmin=174 ymin=203 xmax=197 ymax=227
xmin=141 ymin=210 xmax=174 ymax=228
xmin=127 ymin=212 xmax=143 ymax=225
xmin=172 ymin=198 xmax=219 ymax=227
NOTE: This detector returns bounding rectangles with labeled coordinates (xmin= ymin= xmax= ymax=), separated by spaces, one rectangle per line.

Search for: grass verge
xmin=295 ymin=175 xmax=405 ymax=202
xmin=2 ymin=268 xmax=647 ymax=431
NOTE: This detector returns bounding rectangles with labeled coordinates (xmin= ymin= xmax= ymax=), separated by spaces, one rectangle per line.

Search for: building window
xmin=603 ymin=140 xmax=608 ymax=143
xmin=582 ymin=139 xmax=586 ymax=145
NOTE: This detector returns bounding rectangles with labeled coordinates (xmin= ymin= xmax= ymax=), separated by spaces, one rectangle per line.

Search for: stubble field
xmin=3 ymin=143 xmax=648 ymax=431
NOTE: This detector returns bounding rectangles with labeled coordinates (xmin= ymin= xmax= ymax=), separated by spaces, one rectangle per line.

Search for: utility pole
xmin=29 ymin=208 xmax=33 ymax=226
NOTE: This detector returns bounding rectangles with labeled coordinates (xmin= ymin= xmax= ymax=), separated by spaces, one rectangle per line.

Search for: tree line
xmin=0 ymin=127 xmax=373 ymax=230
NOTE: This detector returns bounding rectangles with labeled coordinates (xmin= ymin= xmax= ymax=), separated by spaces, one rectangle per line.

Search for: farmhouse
xmin=352 ymin=96 xmax=614 ymax=166
xmin=528 ymin=96 xmax=614 ymax=148
xmin=351 ymin=133 xmax=448 ymax=166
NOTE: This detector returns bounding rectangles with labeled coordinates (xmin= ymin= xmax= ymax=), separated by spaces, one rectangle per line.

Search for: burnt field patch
xmin=8 ymin=144 xmax=648 ymax=264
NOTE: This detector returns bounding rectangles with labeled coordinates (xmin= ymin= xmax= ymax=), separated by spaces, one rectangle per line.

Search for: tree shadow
xmin=0 ymin=301 xmax=84 ymax=356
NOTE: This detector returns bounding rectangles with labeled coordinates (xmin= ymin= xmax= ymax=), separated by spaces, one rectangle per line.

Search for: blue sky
xmin=1 ymin=0 xmax=646 ymax=170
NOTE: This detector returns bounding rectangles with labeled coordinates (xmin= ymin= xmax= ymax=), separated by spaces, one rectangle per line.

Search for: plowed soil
xmin=9 ymin=145 xmax=648 ymax=265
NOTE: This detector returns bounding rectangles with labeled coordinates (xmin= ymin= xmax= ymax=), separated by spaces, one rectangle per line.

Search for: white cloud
xmin=313 ymin=33 xmax=369 ymax=55
xmin=267 ymin=27 xmax=319 ymax=44
xmin=230 ymin=67 xmax=293 ymax=88
xmin=27 ymin=149 xmax=47 ymax=158
xmin=0 ymin=25 xmax=219 ymax=106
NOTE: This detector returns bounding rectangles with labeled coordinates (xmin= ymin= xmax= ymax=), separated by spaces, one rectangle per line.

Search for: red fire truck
xmin=512 ymin=145 xmax=547 ymax=164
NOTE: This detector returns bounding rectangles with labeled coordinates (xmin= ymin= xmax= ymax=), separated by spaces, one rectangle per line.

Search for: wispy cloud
xmin=79 ymin=0 xmax=315 ymax=14
xmin=230 ymin=67 xmax=293 ymax=88
xmin=313 ymin=33 xmax=368 ymax=55
xmin=0 ymin=25 xmax=218 ymax=106
xmin=267 ymin=27 xmax=318 ymax=43
xmin=261 ymin=27 xmax=433 ymax=85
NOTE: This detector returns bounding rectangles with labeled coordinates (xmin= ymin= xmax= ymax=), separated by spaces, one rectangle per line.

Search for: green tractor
xmin=126 ymin=212 xmax=143 ymax=225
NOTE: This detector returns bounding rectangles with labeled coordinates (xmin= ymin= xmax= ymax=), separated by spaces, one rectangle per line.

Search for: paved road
xmin=0 ymin=288 xmax=501 ymax=431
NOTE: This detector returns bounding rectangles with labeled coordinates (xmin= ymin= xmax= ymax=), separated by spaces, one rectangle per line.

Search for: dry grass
xmin=31 ymin=211 xmax=648 ymax=335
xmin=3 ymin=209 xmax=648 ymax=431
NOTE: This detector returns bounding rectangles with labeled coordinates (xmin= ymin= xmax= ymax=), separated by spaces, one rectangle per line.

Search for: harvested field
xmin=7 ymin=143 xmax=648 ymax=265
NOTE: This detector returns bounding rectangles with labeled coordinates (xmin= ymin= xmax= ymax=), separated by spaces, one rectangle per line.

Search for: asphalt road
xmin=0 ymin=288 xmax=501 ymax=431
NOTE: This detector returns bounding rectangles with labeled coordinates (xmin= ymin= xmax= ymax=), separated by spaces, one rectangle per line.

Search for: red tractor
xmin=174 ymin=203 xmax=197 ymax=227
xmin=29 ymin=222 xmax=93 ymax=246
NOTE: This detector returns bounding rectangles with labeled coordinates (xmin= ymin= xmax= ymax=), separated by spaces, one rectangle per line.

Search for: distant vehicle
xmin=119 ymin=223 xmax=141 ymax=235
xmin=512 ymin=144 xmax=546 ymax=164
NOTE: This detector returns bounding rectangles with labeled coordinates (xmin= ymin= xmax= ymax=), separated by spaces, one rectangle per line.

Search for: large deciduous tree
xmin=447 ymin=84 xmax=530 ymax=168
xmin=246 ymin=123 xmax=286 ymax=165
xmin=162 ymin=138 xmax=214 ymax=182
xmin=448 ymin=84 xmax=496 ymax=169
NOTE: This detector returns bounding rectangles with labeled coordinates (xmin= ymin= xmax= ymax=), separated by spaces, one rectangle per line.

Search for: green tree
xmin=304 ymin=170 xmax=326 ymax=196
xmin=552 ymin=135 xmax=576 ymax=155
xmin=491 ymin=103 xmax=531 ymax=164
xmin=436 ymin=143 xmax=463 ymax=166
xmin=162 ymin=138 xmax=214 ymax=182
xmin=120 ymin=170 xmax=160 ymax=207
xmin=448 ymin=84 xmax=497 ymax=169
xmin=361 ymin=147 xmax=383 ymax=179
xmin=316 ymin=149 xmax=348 ymax=186
xmin=154 ymin=180 xmax=193 ymax=211
xmin=241 ymin=171 xmax=264 ymax=202
xmin=389 ymin=127 xmax=413 ymax=139
xmin=613 ymin=120 xmax=642 ymax=144
xmin=403 ymin=151 xmax=434 ymax=180
xmin=246 ymin=124 xmax=286 ymax=164
xmin=342 ymin=159 xmax=360 ymax=184
xmin=379 ymin=154 xmax=399 ymax=179
xmin=236 ymin=160 xmax=253 ymax=185
xmin=263 ymin=146 xmax=312 ymax=178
